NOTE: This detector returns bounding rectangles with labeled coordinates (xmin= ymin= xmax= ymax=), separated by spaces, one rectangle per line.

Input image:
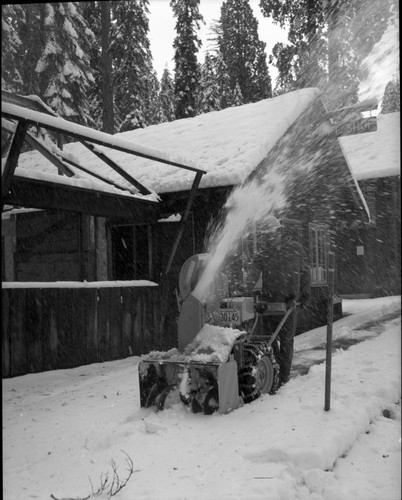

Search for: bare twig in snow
xmin=51 ymin=450 xmax=135 ymax=499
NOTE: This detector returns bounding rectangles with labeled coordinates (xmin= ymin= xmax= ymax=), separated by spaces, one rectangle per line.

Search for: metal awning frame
xmin=2 ymin=93 xmax=206 ymax=203
xmin=1 ymin=91 xmax=207 ymax=278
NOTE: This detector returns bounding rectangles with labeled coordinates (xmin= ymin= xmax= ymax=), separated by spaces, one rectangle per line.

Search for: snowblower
xmin=138 ymin=254 xmax=297 ymax=415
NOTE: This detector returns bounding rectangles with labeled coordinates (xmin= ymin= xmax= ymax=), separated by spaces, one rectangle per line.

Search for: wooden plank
xmin=130 ymin=291 xmax=141 ymax=355
xmin=26 ymin=288 xmax=44 ymax=373
xmin=121 ymin=287 xmax=133 ymax=357
xmin=133 ymin=292 xmax=145 ymax=353
xmin=85 ymin=288 xmax=99 ymax=364
xmin=97 ymin=288 xmax=110 ymax=362
xmin=56 ymin=288 xmax=74 ymax=369
xmin=109 ymin=287 xmax=122 ymax=360
xmin=138 ymin=291 xmax=154 ymax=354
xmin=41 ymin=288 xmax=59 ymax=371
xmin=71 ymin=288 xmax=87 ymax=367
xmin=2 ymin=289 xmax=11 ymax=377
xmin=9 ymin=288 xmax=28 ymax=376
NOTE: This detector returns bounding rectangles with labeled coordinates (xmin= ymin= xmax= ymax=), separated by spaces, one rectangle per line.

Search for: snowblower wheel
xmin=238 ymin=346 xmax=279 ymax=404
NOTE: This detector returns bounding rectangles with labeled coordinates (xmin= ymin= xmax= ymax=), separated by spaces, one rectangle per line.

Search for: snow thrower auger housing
xmin=138 ymin=254 xmax=297 ymax=415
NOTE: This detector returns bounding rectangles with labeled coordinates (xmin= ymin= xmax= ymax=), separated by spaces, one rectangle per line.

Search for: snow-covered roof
xmin=15 ymin=88 xmax=321 ymax=194
xmin=338 ymin=112 xmax=400 ymax=181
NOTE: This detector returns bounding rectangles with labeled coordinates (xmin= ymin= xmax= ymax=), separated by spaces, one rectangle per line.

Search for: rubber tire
xmin=238 ymin=347 xmax=279 ymax=404
xmin=255 ymin=354 xmax=276 ymax=394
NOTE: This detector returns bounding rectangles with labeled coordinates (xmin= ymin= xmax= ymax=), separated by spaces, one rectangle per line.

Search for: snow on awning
xmin=338 ymin=112 xmax=400 ymax=181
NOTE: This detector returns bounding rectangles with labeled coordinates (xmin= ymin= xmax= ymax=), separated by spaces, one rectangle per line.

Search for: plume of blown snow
xmin=193 ymin=171 xmax=286 ymax=302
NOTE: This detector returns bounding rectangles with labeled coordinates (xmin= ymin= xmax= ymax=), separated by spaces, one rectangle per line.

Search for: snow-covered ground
xmin=2 ymin=296 xmax=401 ymax=500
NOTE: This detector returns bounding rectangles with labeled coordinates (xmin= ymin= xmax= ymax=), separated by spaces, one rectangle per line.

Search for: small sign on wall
xmin=356 ymin=245 xmax=364 ymax=256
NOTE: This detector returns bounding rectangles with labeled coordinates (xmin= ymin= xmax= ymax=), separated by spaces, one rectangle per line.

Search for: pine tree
xmin=100 ymin=1 xmax=114 ymax=133
xmin=170 ymin=0 xmax=204 ymax=119
xmin=230 ymin=81 xmax=244 ymax=107
xmin=253 ymin=44 xmax=272 ymax=101
xmin=218 ymin=0 xmax=271 ymax=104
xmin=158 ymin=67 xmax=176 ymax=122
xmin=260 ymin=0 xmax=327 ymax=95
xmin=35 ymin=2 xmax=96 ymax=125
xmin=268 ymin=42 xmax=297 ymax=95
xmin=111 ymin=0 xmax=156 ymax=130
xmin=381 ymin=79 xmax=400 ymax=114
xmin=80 ymin=1 xmax=103 ymax=130
xmin=1 ymin=4 xmax=24 ymax=92
xmin=3 ymin=4 xmax=43 ymax=95
xmin=197 ymin=53 xmax=221 ymax=114
xmin=213 ymin=54 xmax=233 ymax=110
xmin=260 ymin=0 xmax=396 ymax=107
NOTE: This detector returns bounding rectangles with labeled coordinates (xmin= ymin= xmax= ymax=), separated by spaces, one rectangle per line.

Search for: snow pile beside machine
xmin=139 ymin=254 xmax=296 ymax=415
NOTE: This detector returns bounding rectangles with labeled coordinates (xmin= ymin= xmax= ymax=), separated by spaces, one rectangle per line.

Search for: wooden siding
xmin=1 ymin=285 xmax=172 ymax=378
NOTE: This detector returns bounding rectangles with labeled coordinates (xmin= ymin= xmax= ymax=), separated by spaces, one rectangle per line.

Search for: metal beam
xmin=80 ymin=140 xmax=152 ymax=195
xmin=2 ymin=117 xmax=74 ymax=177
xmin=61 ymin=154 xmax=138 ymax=195
xmin=25 ymin=133 xmax=75 ymax=177
xmin=2 ymin=120 xmax=29 ymax=199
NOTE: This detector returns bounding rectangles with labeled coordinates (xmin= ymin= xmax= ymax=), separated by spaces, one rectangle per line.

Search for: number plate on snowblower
xmin=219 ymin=308 xmax=241 ymax=325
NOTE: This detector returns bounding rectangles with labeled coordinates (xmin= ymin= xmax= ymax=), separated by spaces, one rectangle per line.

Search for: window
xmin=309 ymin=224 xmax=329 ymax=285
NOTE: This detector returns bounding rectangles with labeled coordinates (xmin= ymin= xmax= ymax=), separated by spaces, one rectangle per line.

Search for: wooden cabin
xmin=2 ymin=88 xmax=371 ymax=376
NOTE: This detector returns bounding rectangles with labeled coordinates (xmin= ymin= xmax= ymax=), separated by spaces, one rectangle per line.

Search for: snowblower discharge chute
xmin=138 ymin=254 xmax=297 ymax=415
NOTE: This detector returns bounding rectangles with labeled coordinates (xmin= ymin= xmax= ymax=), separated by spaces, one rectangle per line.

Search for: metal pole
xmin=324 ymin=251 xmax=335 ymax=411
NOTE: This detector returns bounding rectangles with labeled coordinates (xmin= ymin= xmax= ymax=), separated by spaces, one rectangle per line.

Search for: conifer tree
xmin=213 ymin=54 xmax=233 ymax=110
xmin=2 ymin=2 xmax=95 ymax=132
xmin=111 ymin=0 xmax=156 ymax=130
xmin=381 ymin=78 xmax=400 ymax=114
xmin=170 ymin=0 xmax=204 ymax=119
xmin=35 ymin=2 xmax=96 ymax=125
xmin=158 ymin=67 xmax=176 ymax=122
xmin=261 ymin=0 xmax=326 ymax=94
xmin=260 ymin=0 xmax=396 ymax=107
xmin=218 ymin=0 xmax=271 ymax=104
xmin=197 ymin=53 xmax=221 ymax=114
xmin=1 ymin=4 xmax=24 ymax=92
xmin=80 ymin=1 xmax=104 ymax=130
xmin=230 ymin=81 xmax=244 ymax=107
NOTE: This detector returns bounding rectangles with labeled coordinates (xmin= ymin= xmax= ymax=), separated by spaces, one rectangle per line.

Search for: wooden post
xmin=2 ymin=120 xmax=29 ymax=200
xmin=324 ymin=251 xmax=335 ymax=411
xmin=164 ymin=171 xmax=203 ymax=276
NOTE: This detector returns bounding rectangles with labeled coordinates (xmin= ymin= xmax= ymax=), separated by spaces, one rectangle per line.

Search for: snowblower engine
xmin=139 ymin=254 xmax=295 ymax=415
